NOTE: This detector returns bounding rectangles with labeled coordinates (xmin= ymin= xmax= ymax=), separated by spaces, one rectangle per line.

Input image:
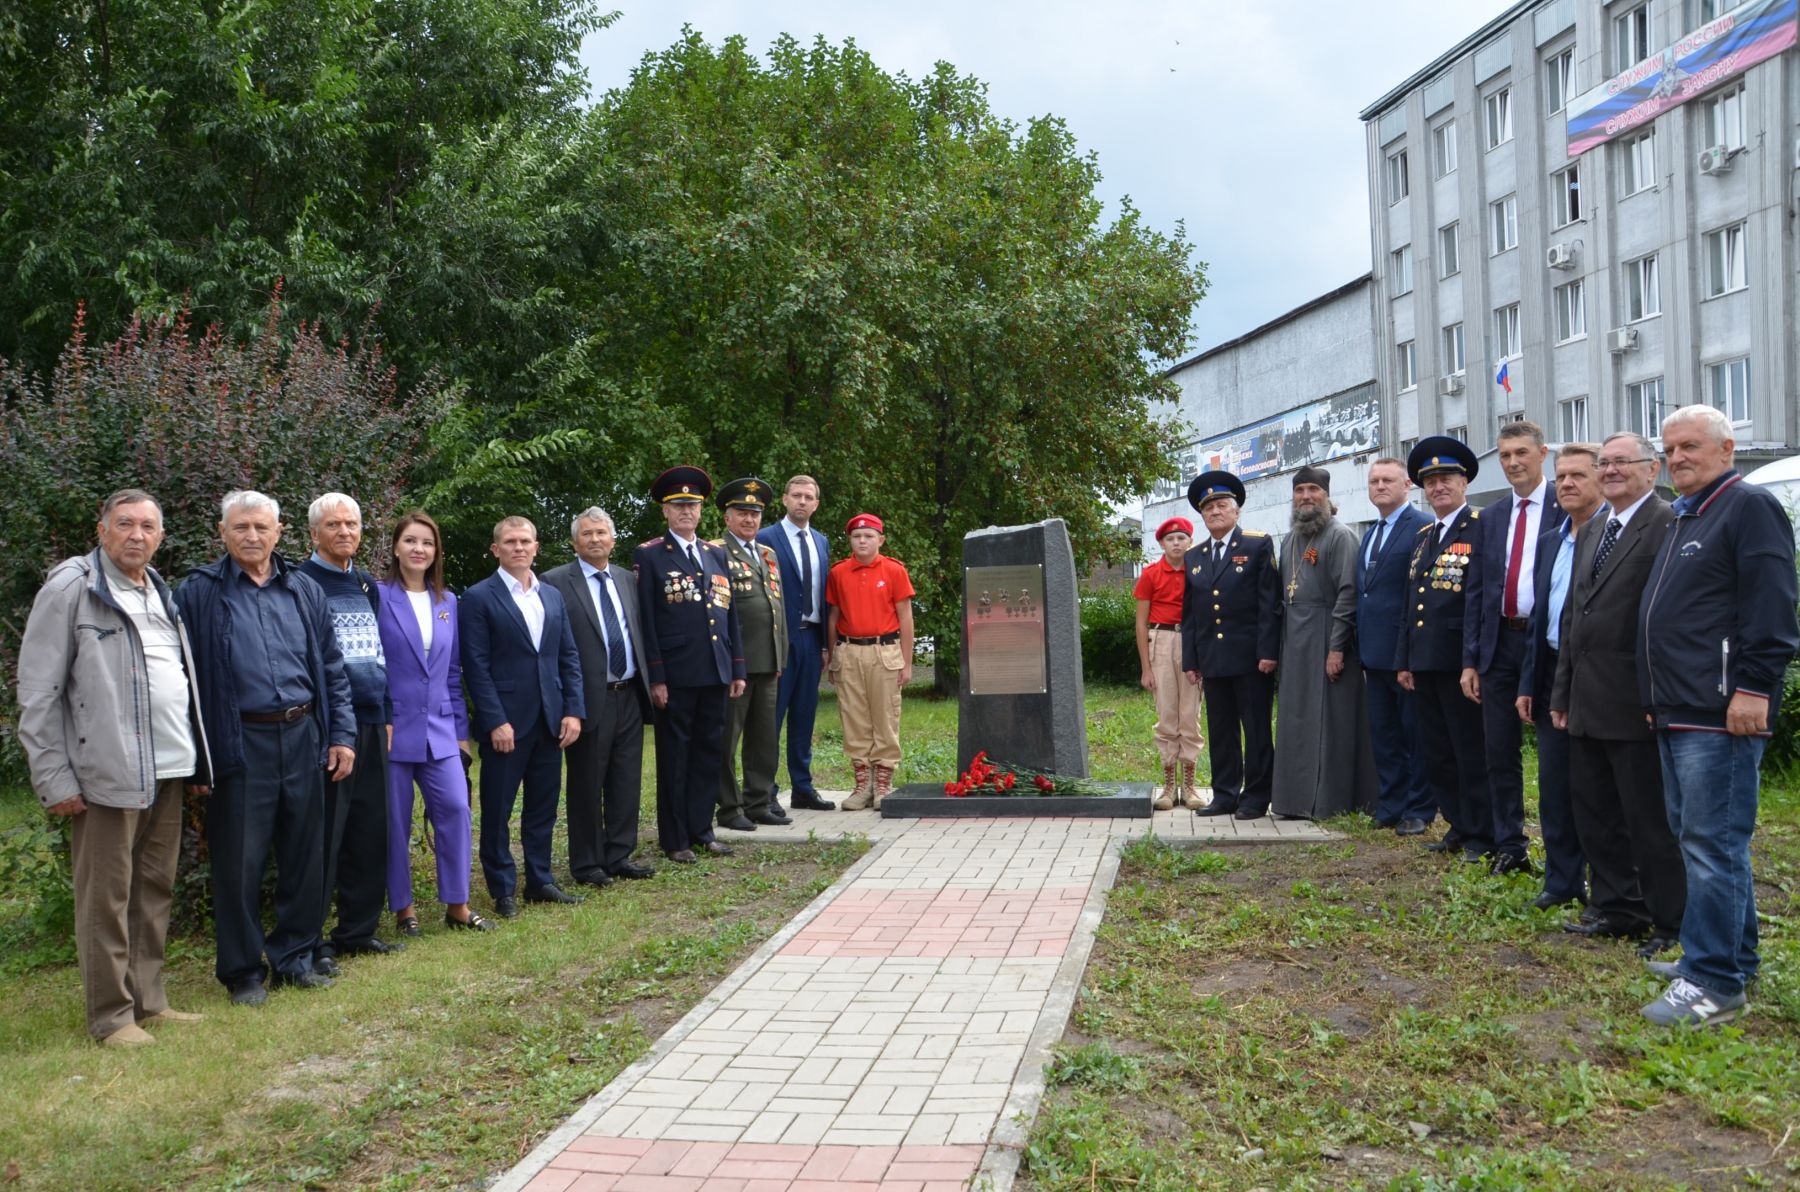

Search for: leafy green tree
xmin=569 ymin=31 xmax=1205 ymax=684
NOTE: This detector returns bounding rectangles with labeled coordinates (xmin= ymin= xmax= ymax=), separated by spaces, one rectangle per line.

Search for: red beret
xmin=1155 ymin=517 xmax=1194 ymax=541
xmin=846 ymin=513 xmax=884 ymax=534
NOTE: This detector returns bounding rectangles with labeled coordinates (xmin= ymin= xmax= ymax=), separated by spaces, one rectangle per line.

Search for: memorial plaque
xmin=965 ymin=564 xmax=1047 ymax=695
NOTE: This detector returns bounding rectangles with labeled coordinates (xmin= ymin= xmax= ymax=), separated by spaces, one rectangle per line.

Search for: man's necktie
xmin=1503 ymin=498 xmax=1530 ymax=618
xmin=598 ymin=571 xmax=629 ymax=679
xmin=797 ymin=529 xmax=813 ymax=616
xmin=687 ymin=543 xmax=701 ymax=572
xmin=1368 ymin=519 xmax=1387 ymax=569
xmin=1591 ymin=517 xmax=1623 ymax=580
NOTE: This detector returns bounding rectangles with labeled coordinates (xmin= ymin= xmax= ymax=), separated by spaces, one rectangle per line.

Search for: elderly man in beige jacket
xmin=17 ymin=488 xmax=212 ymax=1046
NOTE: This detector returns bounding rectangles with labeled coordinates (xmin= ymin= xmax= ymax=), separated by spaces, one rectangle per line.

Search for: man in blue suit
xmin=460 ymin=516 xmax=586 ymax=918
xmin=1461 ymin=421 xmax=1559 ymax=876
xmin=758 ymin=475 xmax=835 ymax=811
xmin=1356 ymin=458 xmax=1433 ymax=834
xmin=1516 ymin=444 xmax=1603 ymax=910
xmin=634 ymin=466 xmax=747 ymax=863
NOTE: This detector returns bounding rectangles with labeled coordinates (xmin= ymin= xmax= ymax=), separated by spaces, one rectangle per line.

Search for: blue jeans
xmin=1659 ymin=730 xmax=1765 ymax=998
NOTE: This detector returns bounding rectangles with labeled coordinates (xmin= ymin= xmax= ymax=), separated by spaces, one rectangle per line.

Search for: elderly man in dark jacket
xmin=181 ymin=490 xmax=356 ymax=1006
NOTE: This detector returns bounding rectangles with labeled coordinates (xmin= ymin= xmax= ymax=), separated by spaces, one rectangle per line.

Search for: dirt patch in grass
xmin=1022 ymin=828 xmax=1800 ymax=1191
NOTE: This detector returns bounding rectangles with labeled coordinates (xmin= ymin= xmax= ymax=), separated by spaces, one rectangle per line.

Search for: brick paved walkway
xmin=496 ymin=801 xmax=1335 ymax=1192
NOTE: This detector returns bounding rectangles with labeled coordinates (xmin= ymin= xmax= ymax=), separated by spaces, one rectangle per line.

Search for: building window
xmin=1627 ymin=377 xmax=1665 ymax=436
xmin=1545 ymin=48 xmax=1575 ymax=115
xmin=1691 ymin=0 xmax=1730 ymax=29
xmin=1447 ymin=424 xmax=1469 ymax=443
xmin=1498 ymin=410 xmax=1526 ymax=432
xmin=1706 ymin=357 xmax=1751 ymax=423
xmin=1620 ymin=129 xmax=1656 ymax=195
xmin=1439 ymin=222 xmax=1461 ymax=277
xmin=1442 ymin=322 xmax=1466 ymax=375
xmin=1554 ymin=279 xmax=1586 ymax=343
xmin=1705 ymin=85 xmax=1746 ymax=150
xmin=1400 ymin=437 xmax=1420 ymax=459
xmin=1615 ymin=2 xmax=1652 ymax=69
xmin=1433 ymin=121 xmax=1458 ymax=177
xmin=1495 ymin=303 xmax=1522 ymax=359
xmin=1485 ymin=88 xmax=1513 ymax=149
xmin=1551 ymin=163 xmax=1582 ymax=228
xmin=1490 ymin=194 xmax=1518 ymax=254
xmin=1626 ymin=254 xmax=1661 ymax=321
xmin=1386 ymin=148 xmax=1410 ymax=203
xmin=1397 ymin=340 xmax=1418 ymax=391
xmin=1559 ymin=396 xmax=1589 ymax=442
xmin=1703 ymin=223 xmax=1748 ymax=298
xmin=1391 ymin=245 xmax=1414 ymax=295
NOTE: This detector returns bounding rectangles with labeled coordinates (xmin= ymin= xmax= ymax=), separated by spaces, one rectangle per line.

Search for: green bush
xmin=1080 ymin=586 xmax=1142 ymax=686
xmin=1770 ymin=660 xmax=1800 ymax=772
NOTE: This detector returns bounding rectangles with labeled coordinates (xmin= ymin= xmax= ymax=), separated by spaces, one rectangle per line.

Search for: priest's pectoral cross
xmin=1286 ymin=574 xmax=1301 ymax=604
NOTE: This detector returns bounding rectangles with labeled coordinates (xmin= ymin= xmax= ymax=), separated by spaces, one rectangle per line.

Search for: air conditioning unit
xmin=1608 ymin=326 xmax=1640 ymax=353
xmin=1545 ymin=242 xmax=1577 ymax=270
xmin=1439 ymin=373 xmax=1465 ymax=395
xmin=1698 ymin=144 xmax=1736 ymax=175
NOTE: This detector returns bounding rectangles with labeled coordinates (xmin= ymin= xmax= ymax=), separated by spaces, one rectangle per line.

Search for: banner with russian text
xmin=1147 ymin=384 xmax=1379 ymax=503
xmin=1566 ymin=0 xmax=1797 ymax=156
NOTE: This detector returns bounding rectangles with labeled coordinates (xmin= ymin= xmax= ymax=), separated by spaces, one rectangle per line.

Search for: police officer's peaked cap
xmin=651 ymin=465 xmax=713 ymax=504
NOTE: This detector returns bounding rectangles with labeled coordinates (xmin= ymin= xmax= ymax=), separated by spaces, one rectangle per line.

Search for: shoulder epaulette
xmin=640 ymin=536 xmax=666 ymax=548
xmin=707 ymin=538 xmax=725 ymax=548
xmin=1416 ymin=523 xmax=1434 ymax=534
xmin=1241 ymin=529 xmax=1267 ymax=537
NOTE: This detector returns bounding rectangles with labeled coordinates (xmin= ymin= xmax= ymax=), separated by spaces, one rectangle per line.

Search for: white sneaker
xmin=1640 ymin=977 xmax=1746 ymax=1027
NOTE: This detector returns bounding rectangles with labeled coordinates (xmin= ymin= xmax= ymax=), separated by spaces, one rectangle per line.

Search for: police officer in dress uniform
xmin=1393 ymin=437 xmax=1494 ymax=861
xmin=632 ymin=467 xmax=747 ymax=864
xmin=713 ymin=477 xmax=791 ymax=831
xmin=1179 ymin=471 xmax=1282 ymax=819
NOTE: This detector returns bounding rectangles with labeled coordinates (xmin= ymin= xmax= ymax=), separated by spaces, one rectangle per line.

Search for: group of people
xmin=1134 ymin=402 xmax=1796 ymax=1028
xmin=18 ymin=468 xmax=915 ymax=1045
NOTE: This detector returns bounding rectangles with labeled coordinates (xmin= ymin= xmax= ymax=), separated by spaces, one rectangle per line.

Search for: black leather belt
xmin=1501 ymin=617 xmax=1529 ymax=631
xmin=839 ymin=632 xmax=900 ymax=646
xmin=1148 ymin=622 xmax=1179 ymax=631
xmin=605 ymin=679 xmax=634 ymax=691
xmin=242 ymin=702 xmax=313 ymax=724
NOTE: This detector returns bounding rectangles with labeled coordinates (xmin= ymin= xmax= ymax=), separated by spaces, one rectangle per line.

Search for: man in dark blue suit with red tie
xmin=758 ymin=475 xmax=835 ymax=811
xmin=634 ymin=466 xmax=747 ymax=863
xmin=460 ymin=516 xmax=586 ymax=918
xmin=1356 ymin=458 xmax=1432 ymax=834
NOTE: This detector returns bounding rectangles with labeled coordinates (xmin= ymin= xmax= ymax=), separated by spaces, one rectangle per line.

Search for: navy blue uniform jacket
xmin=1394 ymin=505 xmax=1482 ymax=673
xmin=1179 ymin=530 xmax=1282 ymax=677
xmin=459 ymin=572 xmax=585 ymax=735
xmin=633 ymin=536 xmax=747 ymax=688
xmin=1355 ymin=505 xmax=1431 ymax=670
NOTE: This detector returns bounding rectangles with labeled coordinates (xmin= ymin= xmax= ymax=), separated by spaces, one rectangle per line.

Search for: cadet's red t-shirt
xmin=827 ymin=555 xmax=915 ymax=637
xmin=1133 ymin=558 xmax=1186 ymax=625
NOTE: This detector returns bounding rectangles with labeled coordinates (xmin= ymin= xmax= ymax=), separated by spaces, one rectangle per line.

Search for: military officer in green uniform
xmin=714 ymin=478 xmax=791 ymax=830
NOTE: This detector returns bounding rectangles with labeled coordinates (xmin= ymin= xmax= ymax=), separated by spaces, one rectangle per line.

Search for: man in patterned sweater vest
xmin=300 ymin=493 xmax=400 ymax=969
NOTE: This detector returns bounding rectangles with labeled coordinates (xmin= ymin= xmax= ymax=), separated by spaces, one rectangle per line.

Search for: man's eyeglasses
xmin=1595 ymin=456 xmax=1655 ymax=470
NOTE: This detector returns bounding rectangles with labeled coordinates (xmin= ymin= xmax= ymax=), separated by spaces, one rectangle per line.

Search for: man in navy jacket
xmin=1356 ymin=458 xmax=1432 ymax=833
xmin=758 ymin=475 xmax=835 ymax=811
xmin=1637 ymin=405 xmax=1798 ymax=1027
xmin=460 ymin=516 xmax=585 ymax=918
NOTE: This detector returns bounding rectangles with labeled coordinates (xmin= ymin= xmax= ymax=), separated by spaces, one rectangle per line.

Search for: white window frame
xmin=1397 ymin=340 xmax=1418 ymax=391
xmin=1706 ymin=357 xmax=1751 ymax=424
xmin=1545 ymin=48 xmax=1575 ymax=115
xmin=1615 ymin=2 xmax=1652 ymax=69
xmin=1386 ymin=148 xmax=1410 ymax=203
xmin=1485 ymin=88 xmax=1514 ymax=149
xmin=1554 ymin=278 xmax=1586 ymax=343
xmin=1438 ymin=222 xmax=1461 ymax=278
xmin=1490 ymin=194 xmax=1518 ymax=255
xmin=1442 ymin=322 xmax=1466 ymax=375
xmin=1558 ymin=396 xmax=1589 ymax=443
xmin=1627 ymin=377 xmax=1665 ymax=436
xmin=1391 ymin=245 xmax=1414 ymax=295
xmin=1433 ymin=121 xmax=1458 ymax=177
xmin=1498 ymin=410 xmax=1526 ymax=433
xmin=1447 ymin=424 xmax=1469 ymax=444
xmin=1551 ymin=163 xmax=1582 ymax=228
xmin=1620 ymin=129 xmax=1656 ymax=195
xmin=1626 ymin=254 xmax=1661 ymax=322
xmin=1691 ymin=0 xmax=1729 ymax=28
xmin=1705 ymin=85 xmax=1746 ymax=151
xmin=1702 ymin=223 xmax=1748 ymax=298
xmin=1495 ymin=303 xmax=1522 ymax=360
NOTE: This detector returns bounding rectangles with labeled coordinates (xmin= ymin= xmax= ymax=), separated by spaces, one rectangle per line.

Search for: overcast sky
xmin=579 ymin=0 xmax=1511 ymax=357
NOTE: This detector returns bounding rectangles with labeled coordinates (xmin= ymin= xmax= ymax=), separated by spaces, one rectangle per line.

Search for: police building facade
xmin=1142 ymin=0 xmax=1799 ymax=554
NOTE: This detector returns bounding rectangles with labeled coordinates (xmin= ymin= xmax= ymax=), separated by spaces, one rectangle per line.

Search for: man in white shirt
xmin=758 ymin=475 xmax=836 ymax=811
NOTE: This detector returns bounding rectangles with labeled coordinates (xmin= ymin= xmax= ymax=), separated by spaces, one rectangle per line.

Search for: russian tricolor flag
xmin=1495 ymin=360 xmax=1512 ymax=395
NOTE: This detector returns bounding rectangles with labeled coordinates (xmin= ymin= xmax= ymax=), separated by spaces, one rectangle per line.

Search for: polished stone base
xmin=880 ymin=781 xmax=1154 ymax=819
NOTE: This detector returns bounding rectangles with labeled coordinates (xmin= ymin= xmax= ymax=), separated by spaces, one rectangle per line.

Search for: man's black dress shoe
xmin=312 ymin=955 xmax=342 ymax=978
xmin=525 ymin=883 xmax=584 ymax=905
xmin=336 ymin=938 xmax=406 ymax=956
xmin=748 ymin=810 xmax=790 ymax=826
xmin=790 ymin=792 xmax=836 ymax=811
xmin=1424 ymin=834 xmax=1465 ymax=853
xmin=1531 ymin=891 xmax=1584 ymax=911
xmin=1490 ymin=853 xmax=1536 ymax=877
xmin=666 ymin=849 xmax=698 ymax=864
xmin=1636 ymin=933 xmax=1680 ymax=958
xmin=1461 ymin=848 xmax=1490 ymax=864
xmin=1562 ymin=914 xmax=1648 ymax=939
xmin=703 ymin=841 xmax=735 ymax=856
xmin=1194 ymin=802 xmax=1237 ymax=817
xmin=613 ymin=861 xmax=657 ymax=879
xmin=575 ymin=873 xmax=615 ymax=889
xmin=1394 ymin=818 xmax=1429 ymax=837
xmin=718 ymin=814 xmax=757 ymax=831
xmin=230 ymin=980 xmax=268 ymax=1007
xmin=272 ymin=969 xmax=333 ymax=991
xmin=493 ymin=895 xmax=521 ymax=918
xmin=1231 ymin=807 xmax=1268 ymax=821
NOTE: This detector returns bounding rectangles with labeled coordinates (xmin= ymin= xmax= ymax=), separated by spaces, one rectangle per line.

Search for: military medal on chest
xmin=1431 ymin=541 xmax=1471 ymax=591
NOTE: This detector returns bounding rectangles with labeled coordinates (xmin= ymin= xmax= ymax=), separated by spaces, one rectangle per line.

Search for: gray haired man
xmin=17 ymin=489 xmax=211 ymax=1045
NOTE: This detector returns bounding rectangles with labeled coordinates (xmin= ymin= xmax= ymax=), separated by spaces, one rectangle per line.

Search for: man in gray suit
xmin=714 ymin=478 xmax=791 ymax=830
xmin=1551 ymin=432 xmax=1684 ymax=954
xmin=543 ymin=507 xmax=655 ymax=884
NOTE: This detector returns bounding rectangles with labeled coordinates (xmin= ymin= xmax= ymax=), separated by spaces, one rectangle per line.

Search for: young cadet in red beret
xmin=824 ymin=514 xmax=915 ymax=810
xmin=1136 ymin=517 xmax=1205 ymax=809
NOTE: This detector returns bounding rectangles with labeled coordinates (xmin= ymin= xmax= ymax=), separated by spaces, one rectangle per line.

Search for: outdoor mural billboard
xmin=1148 ymin=384 xmax=1380 ymax=503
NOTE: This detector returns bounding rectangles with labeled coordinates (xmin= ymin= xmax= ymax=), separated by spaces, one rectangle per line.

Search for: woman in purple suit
xmin=379 ymin=512 xmax=493 ymax=933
